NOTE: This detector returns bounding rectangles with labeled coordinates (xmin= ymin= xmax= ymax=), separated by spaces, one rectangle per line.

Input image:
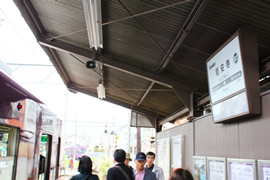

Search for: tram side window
xmin=0 ymin=126 xmax=19 ymax=180
xmin=0 ymin=132 xmax=8 ymax=156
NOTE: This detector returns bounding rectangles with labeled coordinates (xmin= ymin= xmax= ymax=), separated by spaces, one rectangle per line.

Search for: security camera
xmin=85 ymin=61 xmax=97 ymax=69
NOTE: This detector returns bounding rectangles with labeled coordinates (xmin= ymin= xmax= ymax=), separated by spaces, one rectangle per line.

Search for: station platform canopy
xmin=13 ymin=0 xmax=270 ymax=128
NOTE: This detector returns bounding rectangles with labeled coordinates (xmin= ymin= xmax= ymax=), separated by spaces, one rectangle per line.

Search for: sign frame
xmin=207 ymin=157 xmax=226 ymax=180
xmin=171 ymin=135 xmax=184 ymax=169
xmin=227 ymin=158 xmax=256 ymax=180
xmin=157 ymin=138 xmax=170 ymax=180
xmin=257 ymin=160 xmax=270 ymax=180
xmin=206 ymin=28 xmax=261 ymax=123
xmin=193 ymin=156 xmax=207 ymax=180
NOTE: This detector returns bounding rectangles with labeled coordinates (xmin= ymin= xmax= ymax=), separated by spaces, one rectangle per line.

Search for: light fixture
xmin=97 ymin=83 xmax=106 ymax=99
xmin=83 ymin=0 xmax=103 ymax=50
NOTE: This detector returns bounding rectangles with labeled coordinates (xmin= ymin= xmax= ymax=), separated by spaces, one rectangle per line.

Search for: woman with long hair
xmin=71 ymin=155 xmax=99 ymax=180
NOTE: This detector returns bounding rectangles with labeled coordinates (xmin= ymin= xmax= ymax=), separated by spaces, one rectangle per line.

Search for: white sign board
xmin=262 ymin=166 xmax=270 ymax=180
xmin=171 ymin=135 xmax=184 ymax=168
xmin=227 ymin=159 xmax=256 ymax=180
xmin=207 ymin=36 xmax=245 ymax=103
xmin=157 ymin=138 xmax=170 ymax=180
xmin=211 ymin=91 xmax=248 ymax=122
xmin=205 ymin=27 xmax=262 ymax=123
xmin=207 ymin=157 xmax=226 ymax=180
xmin=258 ymin=160 xmax=270 ymax=180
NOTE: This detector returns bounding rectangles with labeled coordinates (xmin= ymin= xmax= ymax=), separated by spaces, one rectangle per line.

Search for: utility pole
xmin=137 ymin=127 xmax=141 ymax=152
xmin=127 ymin=112 xmax=131 ymax=153
xmin=105 ymin=120 xmax=110 ymax=158
xmin=75 ymin=113 xmax=77 ymax=146
xmin=63 ymin=93 xmax=68 ymax=158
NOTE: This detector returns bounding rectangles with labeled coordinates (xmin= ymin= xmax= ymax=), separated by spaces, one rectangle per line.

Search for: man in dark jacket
xmin=133 ymin=152 xmax=156 ymax=180
xmin=107 ymin=149 xmax=134 ymax=180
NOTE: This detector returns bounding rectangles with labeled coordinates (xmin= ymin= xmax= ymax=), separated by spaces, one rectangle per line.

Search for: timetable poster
xmin=208 ymin=159 xmax=226 ymax=180
xmin=229 ymin=162 xmax=254 ymax=180
xmin=157 ymin=138 xmax=170 ymax=180
xmin=171 ymin=135 xmax=183 ymax=168
xmin=262 ymin=165 xmax=270 ymax=180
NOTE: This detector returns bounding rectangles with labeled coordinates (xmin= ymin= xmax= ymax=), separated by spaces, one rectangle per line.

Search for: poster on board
xmin=227 ymin=158 xmax=256 ymax=180
xmin=207 ymin=157 xmax=226 ymax=180
xmin=257 ymin=160 xmax=270 ymax=180
xmin=157 ymin=138 xmax=170 ymax=180
xmin=171 ymin=135 xmax=184 ymax=169
xmin=193 ymin=156 xmax=207 ymax=180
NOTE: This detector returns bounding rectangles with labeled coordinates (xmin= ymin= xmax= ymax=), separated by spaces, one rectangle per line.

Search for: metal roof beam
xmin=158 ymin=0 xmax=211 ymax=72
xmin=137 ymin=82 xmax=155 ymax=106
xmin=158 ymin=107 xmax=189 ymax=126
xmin=174 ymin=89 xmax=193 ymax=112
xmin=14 ymin=0 xmax=46 ymax=36
xmin=39 ymin=36 xmax=206 ymax=95
xmin=102 ymin=0 xmax=191 ymax=26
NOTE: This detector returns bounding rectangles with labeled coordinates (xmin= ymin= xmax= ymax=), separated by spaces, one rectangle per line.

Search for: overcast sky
xmin=0 ymin=1 xmax=130 ymax=137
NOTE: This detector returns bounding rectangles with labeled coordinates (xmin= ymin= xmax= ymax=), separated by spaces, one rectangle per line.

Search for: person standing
xmin=124 ymin=152 xmax=133 ymax=170
xmin=60 ymin=158 xmax=66 ymax=174
xmin=145 ymin=152 xmax=164 ymax=180
xmin=70 ymin=155 xmax=74 ymax=170
xmin=107 ymin=149 xmax=134 ymax=180
xmin=134 ymin=152 xmax=156 ymax=180
xmin=71 ymin=155 xmax=99 ymax=180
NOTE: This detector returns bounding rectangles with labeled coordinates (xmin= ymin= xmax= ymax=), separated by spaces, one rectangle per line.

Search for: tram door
xmin=0 ymin=125 xmax=19 ymax=180
xmin=38 ymin=134 xmax=52 ymax=180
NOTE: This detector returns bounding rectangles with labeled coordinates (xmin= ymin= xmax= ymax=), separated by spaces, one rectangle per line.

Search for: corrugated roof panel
xmin=141 ymin=83 xmax=184 ymax=116
xmin=103 ymin=23 xmax=164 ymax=69
xmin=102 ymin=0 xmax=196 ymax=70
xmin=187 ymin=1 xmax=270 ymax=61
xmin=30 ymin=0 xmax=91 ymax=50
xmin=164 ymin=62 xmax=208 ymax=90
xmin=30 ymin=0 xmax=85 ymax=30
xmin=104 ymin=67 xmax=152 ymax=104
xmin=56 ymin=51 xmax=99 ymax=87
xmin=173 ymin=45 xmax=210 ymax=69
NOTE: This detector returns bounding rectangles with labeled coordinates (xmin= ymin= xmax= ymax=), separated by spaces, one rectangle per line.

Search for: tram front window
xmin=0 ymin=125 xmax=19 ymax=180
xmin=77 ymin=148 xmax=86 ymax=154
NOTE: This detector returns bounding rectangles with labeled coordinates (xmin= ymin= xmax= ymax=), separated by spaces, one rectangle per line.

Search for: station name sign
xmin=206 ymin=28 xmax=261 ymax=123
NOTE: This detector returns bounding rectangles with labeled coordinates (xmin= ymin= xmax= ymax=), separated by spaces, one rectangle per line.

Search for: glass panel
xmin=38 ymin=134 xmax=52 ymax=180
xmin=130 ymin=112 xmax=154 ymax=127
xmin=0 ymin=132 xmax=9 ymax=156
xmin=77 ymin=147 xmax=86 ymax=154
xmin=0 ymin=125 xmax=19 ymax=180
